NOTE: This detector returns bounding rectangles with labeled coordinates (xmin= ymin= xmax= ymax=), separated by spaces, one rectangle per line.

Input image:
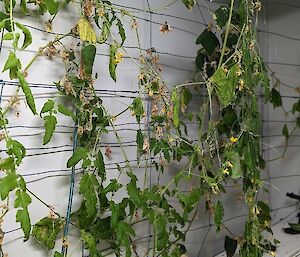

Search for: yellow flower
xmin=114 ymin=51 xmax=124 ymax=64
xmin=270 ymin=251 xmax=276 ymax=256
xmin=223 ymin=168 xmax=229 ymax=176
xmin=230 ymin=136 xmax=238 ymax=143
xmin=227 ymin=161 xmax=234 ymax=168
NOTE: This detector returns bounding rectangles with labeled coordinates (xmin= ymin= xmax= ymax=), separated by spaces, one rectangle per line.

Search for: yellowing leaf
xmin=32 ymin=217 xmax=64 ymax=250
xmin=78 ymin=17 xmax=96 ymax=44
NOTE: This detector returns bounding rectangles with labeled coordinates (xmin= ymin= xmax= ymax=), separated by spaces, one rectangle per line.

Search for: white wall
xmin=0 ymin=1 xmax=299 ymax=257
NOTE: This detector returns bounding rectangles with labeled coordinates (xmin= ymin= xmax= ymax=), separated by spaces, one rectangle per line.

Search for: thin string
xmin=61 ymin=124 xmax=78 ymax=256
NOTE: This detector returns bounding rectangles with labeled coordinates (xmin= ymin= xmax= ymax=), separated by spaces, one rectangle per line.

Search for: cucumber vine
xmin=0 ymin=0 xmax=299 ymax=257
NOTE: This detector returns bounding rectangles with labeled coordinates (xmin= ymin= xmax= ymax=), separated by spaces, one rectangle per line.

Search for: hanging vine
xmin=0 ymin=0 xmax=299 ymax=257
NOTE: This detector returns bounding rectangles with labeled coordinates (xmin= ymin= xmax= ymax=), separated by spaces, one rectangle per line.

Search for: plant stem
xmin=218 ymin=0 xmax=235 ymax=69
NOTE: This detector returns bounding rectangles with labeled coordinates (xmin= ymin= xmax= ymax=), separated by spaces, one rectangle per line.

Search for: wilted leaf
xmin=32 ymin=217 xmax=64 ymax=249
xmin=78 ymin=17 xmax=96 ymax=44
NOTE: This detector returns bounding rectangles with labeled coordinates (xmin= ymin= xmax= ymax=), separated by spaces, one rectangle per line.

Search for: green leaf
xmin=15 ymin=23 xmax=32 ymax=50
xmin=82 ymin=44 xmax=96 ymax=78
xmin=196 ymin=29 xmax=220 ymax=56
xmin=196 ymin=49 xmax=206 ymax=70
xmin=181 ymin=87 xmax=192 ymax=107
xmin=136 ymin=129 xmax=144 ymax=161
xmin=282 ymin=124 xmax=289 ymax=140
xmin=54 ymin=252 xmax=63 ymax=257
xmin=98 ymin=20 xmax=110 ymax=44
xmin=215 ymin=6 xmax=230 ymax=28
xmin=224 ymin=235 xmax=237 ymax=257
xmin=14 ymin=189 xmax=31 ymax=209
xmin=132 ymin=97 xmax=144 ymax=124
xmin=17 ymin=70 xmax=37 ymax=115
xmin=57 ymin=104 xmax=75 ymax=121
xmin=126 ymin=174 xmax=143 ymax=207
xmin=81 ymin=230 xmax=99 ymax=257
xmin=212 ymin=64 xmax=239 ymax=108
xmin=181 ymin=0 xmax=195 ymax=9
xmin=110 ymin=202 xmax=119 ymax=229
xmin=292 ymin=100 xmax=300 ymax=113
xmin=0 ymin=12 xmax=9 ymax=22
xmin=40 ymin=99 xmax=55 ymax=116
xmin=3 ymin=32 xmax=14 ymax=40
xmin=43 ymin=115 xmax=57 ymax=145
xmin=20 ymin=0 xmax=28 ymax=14
xmin=16 ymin=207 xmax=31 ymax=240
xmin=224 ymin=150 xmax=241 ymax=180
xmin=156 ymin=214 xmax=169 ymax=251
xmin=95 ymin=150 xmax=105 ymax=180
xmin=172 ymin=90 xmax=180 ymax=128
xmin=44 ymin=0 xmax=59 ymax=15
xmin=116 ymin=18 xmax=126 ymax=45
xmin=0 ymin=172 xmax=18 ymax=200
xmin=7 ymin=139 xmax=26 ymax=165
xmin=109 ymin=44 xmax=117 ymax=82
xmin=270 ymin=88 xmax=282 ymax=108
xmin=67 ymin=147 xmax=89 ymax=168
xmin=32 ymin=217 xmax=64 ymax=250
xmin=115 ymin=221 xmax=135 ymax=255
xmin=214 ymin=200 xmax=224 ymax=232
xmin=103 ymin=179 xmax=121 ymax=194
xmin=3 ymin=52 xmax=21 ymax=74
xmin=0 ymin=157 xmax=15 ymax=170
xmin=289 ymin=223 xmax=300 ymax=232
xmin=79 ymin=174 xmax=98 ymax=218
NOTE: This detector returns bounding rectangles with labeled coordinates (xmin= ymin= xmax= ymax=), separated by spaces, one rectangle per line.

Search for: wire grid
xmin=0 ymin=0 xmax=299 ymax=256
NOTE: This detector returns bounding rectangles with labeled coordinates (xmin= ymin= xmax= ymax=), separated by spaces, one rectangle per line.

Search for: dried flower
xmin=131 ymin=19 xmax=138 ymax=30
xmin=105 ymin=145 xmax=112 ymax=158
xmin=160 ymin=22 xmax=172 ymax=33
xmin=143 ymin=139 xmax=150 ymax=153
xmin=45 ymin=20 xmax=52 ymax=33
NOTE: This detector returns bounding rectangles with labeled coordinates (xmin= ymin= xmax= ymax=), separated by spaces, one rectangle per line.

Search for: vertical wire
xmin=197 ymin=215 xmax=211 ymax=257
xmin=61 ymin=125 xmax=78 ymax=257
